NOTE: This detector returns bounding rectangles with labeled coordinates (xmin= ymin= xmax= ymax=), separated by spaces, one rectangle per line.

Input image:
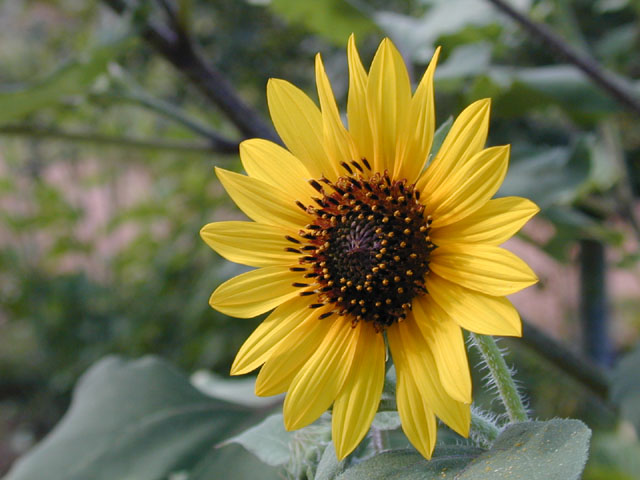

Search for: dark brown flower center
xmin=288 ymin=160 xmax=434 ymax=331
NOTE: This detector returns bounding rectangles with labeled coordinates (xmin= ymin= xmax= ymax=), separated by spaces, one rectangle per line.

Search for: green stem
xmin=470 ymin=333 xmax=528 ymax=423
xmin=470 ymin=408 xmax=500 ymax=448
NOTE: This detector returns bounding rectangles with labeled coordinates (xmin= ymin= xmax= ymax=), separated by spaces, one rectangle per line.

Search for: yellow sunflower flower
xmin=201 ymin=36 xmax=539 ymax=460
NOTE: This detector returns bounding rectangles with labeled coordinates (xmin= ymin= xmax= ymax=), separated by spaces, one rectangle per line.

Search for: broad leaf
xmin=222 ymin=413 xmax=293 ymax=467
xmin=189 ymin=443 xmax=283 ymax=480
xmin=191 ymin=369 xmax=282 ymax=408
xmin=315 ymin=444 xmax=350 ymax=480
xmin=4 ymin=356 xmax=266 ymax=480
xmin=338 ymin=420 xmax=590 ymax=479
xmin=337 ymin=445 xmax=482 ymax=479
xmin=499 ymin=142 xmax=590 ymax=208
xmin=458 ymin=420 xmax=591 ymax=479
xmin=494 ymin=65 xmax=621 ymax=117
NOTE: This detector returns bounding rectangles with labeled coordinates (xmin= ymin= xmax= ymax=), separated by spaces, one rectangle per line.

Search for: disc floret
xmin=288 ymin=161 xmax=434 ymax=331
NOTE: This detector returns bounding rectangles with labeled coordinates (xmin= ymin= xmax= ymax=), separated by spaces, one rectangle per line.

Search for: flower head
xmin=201 ymin=36 xmax=538 ymax=460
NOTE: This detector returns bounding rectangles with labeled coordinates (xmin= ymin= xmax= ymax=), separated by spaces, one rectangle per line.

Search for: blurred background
xmin=0 ymin=0 xmax=639 ymax=477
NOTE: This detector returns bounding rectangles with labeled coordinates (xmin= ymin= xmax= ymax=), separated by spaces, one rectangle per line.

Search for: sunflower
xmin=201 ymin=36 xmax=538 ymax=460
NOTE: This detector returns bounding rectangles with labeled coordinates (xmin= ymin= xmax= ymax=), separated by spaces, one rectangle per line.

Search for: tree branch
xmin=0 ymin=124 xmax=237 ymax=154
xmin=101 ymin=0 xmax=279 ymax=142
xmin=486 ymin=0 xmax=640 ymax=117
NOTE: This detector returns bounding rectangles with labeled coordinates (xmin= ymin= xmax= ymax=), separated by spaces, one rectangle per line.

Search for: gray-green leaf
xmin=4 ymin=356 xmax=269 ymax=480
xmin=338 ymin=420 xmax=590 ymax=479
xmin=336 ymin=445 xmax=483 ymax=479
xmin=458 ymin=419 xmax=591 ymax=480
xmin=222 ymin=413 xmax=293 ymax=467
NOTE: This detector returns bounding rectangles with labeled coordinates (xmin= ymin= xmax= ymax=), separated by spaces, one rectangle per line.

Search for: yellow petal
xmin=394 ymin=47 xmax=440 ymax=184
xmin=395 ymin=363 xmax=437 ymax=459
xmin=388 ymin=319 xmax=470 ymax=437
xmin=413 ymin=295 xmax=472 ymax=404
xmin=332 ymin=323 xmax=385 ymax=460
xmin=431 ymin=197 xmax=540 ymax=246
xmin=316 ymin=54 xmax=358 ymax=174
xmin=240 ymin=139 xmax=317 ymax=204
xmin=267 ymin=78 xmax=337 ymax=179
xmin=284 ymin=316 xmax=358 ymax=431
xmin=366 ymin=38 xmax=411 ymax=174
xmin=209 ymin=266 xmax=303 ymax=318
xmin=231 ymin=295 xmax=325 ymax=375
xmin=418 ymin=98 xmax=490 ymax=194
xmin=430 ymin=244 xmax=538 ymax=296
xmin=200 ymin=221 xmax=300 ymax=267
xmin=256 ymin=314 xmax=335 ymax=396
xmin=426 ymin=274 xmax=522 ymax=336
xmin=216 ymin=167 xmax=309 ymax=230
xmin=347 ymin=34 xmax=374 ymax=167
xmin=426 ymin=145 xmax=510 ymax=228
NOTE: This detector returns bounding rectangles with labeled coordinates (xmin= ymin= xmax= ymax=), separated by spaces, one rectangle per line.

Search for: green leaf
xmin=499 ymin=142 xmax=590 ymax=208
xmin=268 ymin=0 xmax=377 ymax=46
xmin=0 ymin=37 xmax=133 ymax=124
xmin=492 ymin=65 xmax=620 ymax=117
xmin=191 ymin=369 xmax=282 ymax=408
xmin=435 ymin=43 xmax=492 ymax=79
xmin=4 ymin=356 xmax=262 ymax=480
xmin=611 ymin=345 xmax=640 ymax=435
xmin=315 ymin=443 xmax=349 ymax=480
xmin=190 ymin=443 xmax=283 ymax=480
xmin=222 ymin=413 xmax=292 ymax=467
xmin=338 ymin=420 xmax=590 ymax=479
xmin=337 ymin=445 xmax=483 ymax=479
xmin=458 ymin=420 xmax=591 ymax=480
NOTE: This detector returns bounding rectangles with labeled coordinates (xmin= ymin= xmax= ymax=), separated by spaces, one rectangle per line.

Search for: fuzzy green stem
xmin=470 ymin=408 xmax=500 ymax=448
xmin=470 ymin=333 xmax=528 ymax=423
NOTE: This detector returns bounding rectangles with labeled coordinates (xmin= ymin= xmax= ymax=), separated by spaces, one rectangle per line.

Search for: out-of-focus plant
xmin=0 ymin=0 xmax=639 ymax=478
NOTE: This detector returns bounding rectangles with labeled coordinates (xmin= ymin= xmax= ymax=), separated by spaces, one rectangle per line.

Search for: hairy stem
xmin=470 ymin=333 xmax=528 ymax=423
xmin=470 ymin=408 xmax=500 ymax=448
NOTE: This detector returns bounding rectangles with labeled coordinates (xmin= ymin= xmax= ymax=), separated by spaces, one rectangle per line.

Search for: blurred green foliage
xmin=1 ymin=0 xmax=639 ymax=477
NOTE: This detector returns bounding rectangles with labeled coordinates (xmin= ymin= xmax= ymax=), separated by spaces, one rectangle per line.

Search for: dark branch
xmin=486 ymin=0 xmax=640 ymax=117
xmin=102 ymin=0 xmax=279 ymax=142
xmin=517 ymin=319 xmax=611 ymax=402
xmin=0 ymin=124 xmax=238 ymax=154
